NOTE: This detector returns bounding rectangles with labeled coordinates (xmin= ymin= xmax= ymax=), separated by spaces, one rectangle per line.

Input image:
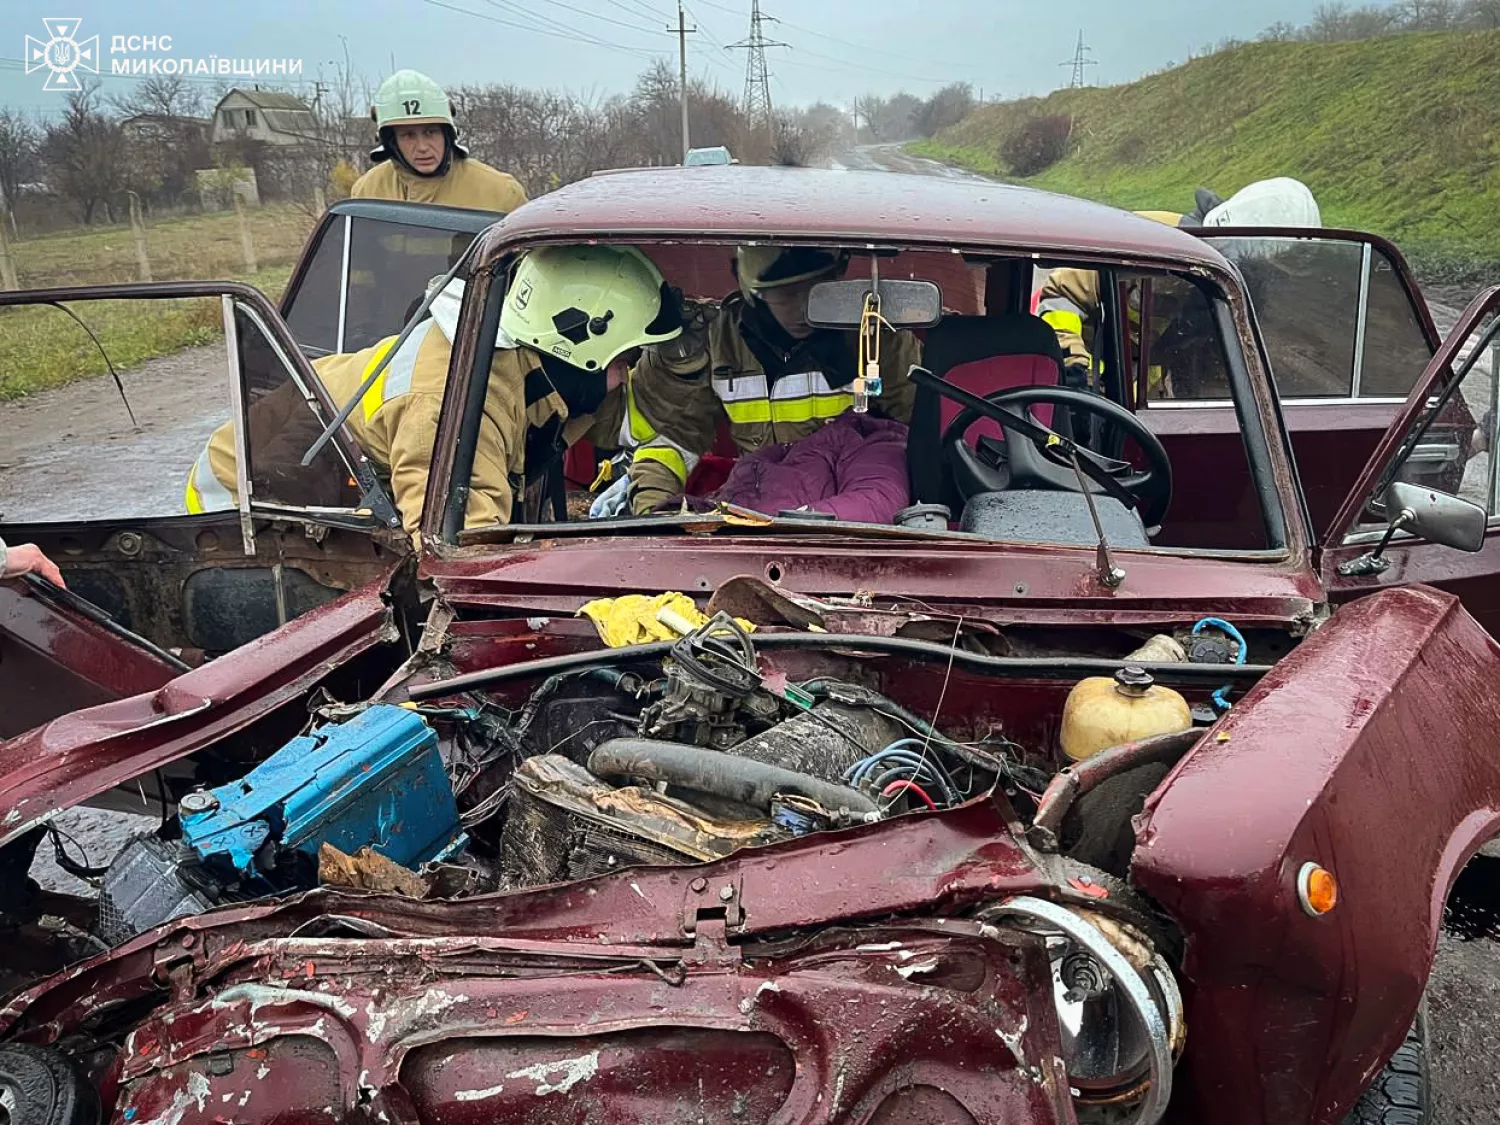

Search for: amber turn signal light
xmin=1297 ymin=862 xmax=1338 ymax=917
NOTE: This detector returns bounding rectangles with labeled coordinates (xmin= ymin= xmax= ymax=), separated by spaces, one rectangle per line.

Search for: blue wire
xmin=844 ymin=740 xmax=954 ymax=788
xmin=1192 ymin=617 xmax=1247 ymax=711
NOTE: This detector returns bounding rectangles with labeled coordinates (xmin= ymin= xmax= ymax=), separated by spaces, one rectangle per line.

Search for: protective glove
xmin=589 ymin=472 xmax=632 ymax=519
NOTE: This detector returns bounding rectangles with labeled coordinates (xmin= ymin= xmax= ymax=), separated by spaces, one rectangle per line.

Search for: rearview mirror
xmin=1385 ymin=480 xmax=1486 ymax=552
xmin=806 ymin=279 xmax=942 ymax=329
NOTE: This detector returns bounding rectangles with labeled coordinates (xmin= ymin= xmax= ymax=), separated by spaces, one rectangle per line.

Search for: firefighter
xmin=1036 ymin=177 xmax=1321 ymax=387
xmin=0 ymin=538 xmax=65 ymax=586
xmin=350 ymin=69 xmax=528 ymax=212
xmin=185 ymin=245 xmax=681 ymax=541
xmin=577 ymin=245 xmax=923 ymax=516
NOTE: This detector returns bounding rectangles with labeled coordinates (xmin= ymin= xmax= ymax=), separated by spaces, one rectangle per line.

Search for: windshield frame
xmin=425 ymin=233 xmax=1302 ymax=563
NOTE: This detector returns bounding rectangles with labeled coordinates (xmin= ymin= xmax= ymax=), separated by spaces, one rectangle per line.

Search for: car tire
xmin=0 ymin=1043 xmax=100 ymax=1125
xmin=1343 ymin=1004 xmax=1430 ymax=1125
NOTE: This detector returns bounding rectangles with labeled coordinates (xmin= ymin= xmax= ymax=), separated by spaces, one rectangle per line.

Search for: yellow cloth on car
xmin=579 ymin=592 xmax=754 ymax=648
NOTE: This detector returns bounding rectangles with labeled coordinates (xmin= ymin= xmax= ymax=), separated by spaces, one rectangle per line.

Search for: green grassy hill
xmin=911 ymin=31 xmax=1500 ymax=278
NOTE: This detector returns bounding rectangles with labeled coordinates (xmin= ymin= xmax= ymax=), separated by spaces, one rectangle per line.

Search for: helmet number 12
xmin=403 ymin=100 xmax=421 ymax=115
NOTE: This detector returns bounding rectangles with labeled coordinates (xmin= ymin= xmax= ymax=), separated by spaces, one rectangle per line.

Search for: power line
xmin=475 ymin=0 xmax=660 ymax=51
xmin=616 ymin=0 xmax=668 ymax=22
xmin=694 ymin=0 xmax=989 ymax=76
xmin=784 ymin=45 xmax=947 ymax=85
xmin=513 ymin=0 xmax=662 ymax=37
xmin=421 ymin=0 xmax=662 ymax=58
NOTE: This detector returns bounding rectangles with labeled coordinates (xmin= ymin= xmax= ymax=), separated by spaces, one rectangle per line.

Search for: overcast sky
xmin=4 ymin=0 xmax=1333 ymax=117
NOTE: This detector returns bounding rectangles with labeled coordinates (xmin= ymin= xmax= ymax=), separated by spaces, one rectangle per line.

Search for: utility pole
xmin=1061 ymin=30 xmax=1098 ymax=89
xmin=670 ymin=1 xmax=696 ymax=160
xmin=730 ymin=0 xmax=788 ymax=131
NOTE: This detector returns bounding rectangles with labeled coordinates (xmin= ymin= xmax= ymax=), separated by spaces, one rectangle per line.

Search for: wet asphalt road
xmin=6 ymin=145 xmax=1500 ymax=1121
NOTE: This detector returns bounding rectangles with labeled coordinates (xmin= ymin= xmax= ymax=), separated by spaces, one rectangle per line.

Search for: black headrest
xmin=908 ymin=313 xmax=1068 ymax=507
xmin=921 ymin=313 xmax=1066 ymax=379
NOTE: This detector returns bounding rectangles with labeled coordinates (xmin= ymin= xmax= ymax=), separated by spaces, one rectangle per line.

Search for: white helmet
xmin=1203 ymin=177 xmax=1321 ymax=228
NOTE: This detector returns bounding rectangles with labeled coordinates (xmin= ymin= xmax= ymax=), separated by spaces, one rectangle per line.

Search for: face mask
xmin=537 ymin=352 xmax=609 ymax=416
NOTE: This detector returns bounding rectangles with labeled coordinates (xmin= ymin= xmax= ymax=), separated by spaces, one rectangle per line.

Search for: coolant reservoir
xmin=1060 ymin=666 xmax=1193 ymax=762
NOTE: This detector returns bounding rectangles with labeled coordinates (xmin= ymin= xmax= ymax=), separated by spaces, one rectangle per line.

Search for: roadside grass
xmin=7 ymin=203 xmax=316 ymax=289
xmin=910 ymin=30 xmax=1500 ymax=284
xmin=0 ymin=204 xmax=314 ymax=400
xmin=0 ymin=265 xmax=294 ymax=401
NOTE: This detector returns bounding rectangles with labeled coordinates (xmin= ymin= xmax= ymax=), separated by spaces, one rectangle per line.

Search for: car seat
xmin=907 ymin=313 xmax=1068 ymax=510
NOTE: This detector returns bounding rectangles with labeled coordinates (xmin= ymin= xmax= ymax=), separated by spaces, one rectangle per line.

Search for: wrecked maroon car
xmin=2 ymin=168 xmax=1500 ymax=1125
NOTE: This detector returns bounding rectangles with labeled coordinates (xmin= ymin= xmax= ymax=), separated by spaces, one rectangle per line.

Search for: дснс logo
xmin=24 ymin=18 xmax=100 ymax=92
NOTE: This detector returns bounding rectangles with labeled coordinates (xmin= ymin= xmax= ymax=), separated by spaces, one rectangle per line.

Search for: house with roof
xmin=210 ymin=89 xmax=319 ymax=148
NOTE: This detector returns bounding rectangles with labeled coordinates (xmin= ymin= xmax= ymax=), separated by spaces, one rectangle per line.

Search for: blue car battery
xmin=179 ymin=703 xmax=463 ymax=883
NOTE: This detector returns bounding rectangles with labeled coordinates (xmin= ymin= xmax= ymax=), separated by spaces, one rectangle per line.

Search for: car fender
xmin=1133 ymin=582 xmax=1500 ymax=1125
xmin=0 ymin=568 xmax=404 ymax=848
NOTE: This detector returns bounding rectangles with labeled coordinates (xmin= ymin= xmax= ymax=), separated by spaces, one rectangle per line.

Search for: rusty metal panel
xmin=0 ymin=569 xmax=402 ymax=847
xmin=65 ymin=924 xmax=1071 ymax=1125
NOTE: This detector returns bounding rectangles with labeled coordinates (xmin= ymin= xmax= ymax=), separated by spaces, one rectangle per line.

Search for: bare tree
xmin=0 ymin=110 xmax=39 ymax=215
xmin=1259 ymin=20 xmax=1298 ymax=39
xmin=1398 ymin=0 xmax=1460 ymax=25
xmin=914 ymin=83 xmax=977 ymax=138
xmin=1465 ymin=0 xmax=1500 ymax=26
xmin=1308 ymin=2 xmax=1353 ymax=39
xmin=110 ymin=75 xmax=211 ymax=208
xmin=112 ymin=74 xmax=206 ymax=119
xmin=42 ymin=84 xmax=127 ymax=225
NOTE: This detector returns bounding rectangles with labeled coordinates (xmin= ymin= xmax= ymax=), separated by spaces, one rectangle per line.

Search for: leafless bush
xmin=1001 ymin=115 xmax=1074 ymax=177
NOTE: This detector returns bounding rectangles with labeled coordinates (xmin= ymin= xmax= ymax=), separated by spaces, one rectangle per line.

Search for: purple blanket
xmin=713 ymin=413 xmax=910 ymax=524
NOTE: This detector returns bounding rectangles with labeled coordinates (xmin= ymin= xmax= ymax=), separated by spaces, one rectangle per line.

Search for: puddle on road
xmin=1444 ymin=856 xmax=1500 ymax=941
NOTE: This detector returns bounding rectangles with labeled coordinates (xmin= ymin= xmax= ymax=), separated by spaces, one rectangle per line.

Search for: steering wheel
xmin=941 ymin=385 xmax=1174 ymax=529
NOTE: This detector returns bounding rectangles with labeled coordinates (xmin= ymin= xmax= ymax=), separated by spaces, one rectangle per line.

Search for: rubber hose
xmin=588 ymin=738 xmax=880 ymax=818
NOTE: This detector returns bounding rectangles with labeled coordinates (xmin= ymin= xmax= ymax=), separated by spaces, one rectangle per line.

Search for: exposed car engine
xmin=98 ymin=613 xmax=1025 ymax=938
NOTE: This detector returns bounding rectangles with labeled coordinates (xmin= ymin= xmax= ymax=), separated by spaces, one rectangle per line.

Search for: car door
xmin=0 ymin=281 xmax=404 ymax=737
xmin=1174 ymin=229 xmax=1442 ymax=537
xmin=1320 ymin=285 xmax=1500 ymax=634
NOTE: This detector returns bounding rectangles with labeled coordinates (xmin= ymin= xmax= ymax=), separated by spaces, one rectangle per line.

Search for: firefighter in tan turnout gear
xmin=1036 ymin=177 xmax=1320 ymax=388
xmin=185 ymin=245 xmax=682 ymax=539
xmin=580 ymin=245 xmax=923 ymax=516
xmin=350 ymin=69 xmax=528 ymax=212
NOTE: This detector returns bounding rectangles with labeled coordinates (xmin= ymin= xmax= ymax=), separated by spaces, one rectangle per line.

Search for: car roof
xmin=483 ymin=166 xmax=1231 ymax=271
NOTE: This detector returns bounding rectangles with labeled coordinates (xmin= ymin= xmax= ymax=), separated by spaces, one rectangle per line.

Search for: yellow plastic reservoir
xmin=1060 ymin=666 xmax=1193 ymax=763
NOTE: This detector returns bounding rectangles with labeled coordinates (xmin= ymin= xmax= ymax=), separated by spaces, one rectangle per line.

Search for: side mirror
xmin=806 ymin=279 xmax=943 ymax=330
xmin=1385 ymin=480 xmax=1486 ymax=552
xmin=1339 ymin=480 xmax=1486 ymax=576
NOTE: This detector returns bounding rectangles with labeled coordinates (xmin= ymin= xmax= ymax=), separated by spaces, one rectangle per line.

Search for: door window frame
xmin=279 ymin=199 xmax=503 ymax=359
xmin=0 ymin=281 xmax=402 ymax=550
xmin=1180 ymin=227 xmax=1440 ymax=410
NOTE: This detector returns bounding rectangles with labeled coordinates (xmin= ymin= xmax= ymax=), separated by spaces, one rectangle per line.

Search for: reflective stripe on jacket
xmin=184 ymin=320 xmax=543 ymax=541
xmin=581 ymin=298 xmax=921 ymax=514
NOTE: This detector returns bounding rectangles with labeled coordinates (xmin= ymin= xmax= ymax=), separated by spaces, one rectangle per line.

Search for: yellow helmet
xmin=501 ymin=246 xmax=682 ymax=372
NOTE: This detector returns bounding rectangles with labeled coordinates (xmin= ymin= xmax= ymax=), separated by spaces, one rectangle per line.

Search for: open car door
xmin=0 ymin=200 xmax=503 ymax=736
xmin=1320 ymin=285 xmax=1500 ymax=634
xmin=1187 ymin=229 xmax=1441 ymax=536
xmin=0 ymin=281 xmax=404 ymax=738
